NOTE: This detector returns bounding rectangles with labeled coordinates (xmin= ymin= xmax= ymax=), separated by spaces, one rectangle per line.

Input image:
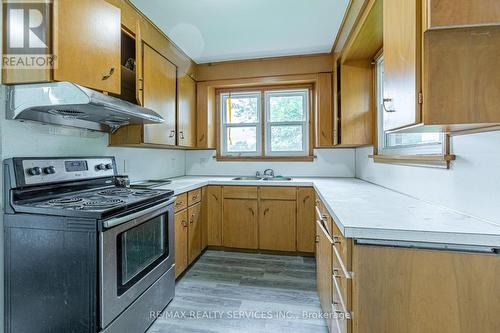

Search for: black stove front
xmin=3 ymin=157 xmax=176 ymax=333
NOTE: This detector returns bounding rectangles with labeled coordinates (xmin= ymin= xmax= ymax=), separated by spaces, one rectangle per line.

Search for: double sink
xmin=232 ymin=176 xmax=293 ymax=181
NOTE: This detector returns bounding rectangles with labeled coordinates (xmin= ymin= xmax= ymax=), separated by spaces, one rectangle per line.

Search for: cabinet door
xmin=54 ymin=0 xmax=121 ymax=94
xmin=316 ymin=73 xmax=334 ymax=147
xmin=174 ymin=209 xmax=188 ymax=278
xmin=352 ymin=245 xmax=500 ymax=333
xmin=383 ymin=0 xmax=421 ymax=131
xmin=297 ymin=188 xmax=316 ymax=253
xmin=425 ymin=0 xmax=500 ymax=30
xmin=188 ymin=203 xmax=202 ymax=264
xmin=222 ymin=199 xmax=258 ymax=249
xmin=177 ymin=75 xmax=197 ymax=147
xmin=316 ymin=221 xmax=333 ymax=329
xmin=207 ymin=186 xmax=222 ymax=246
xmin=259 ymin=200 xmax=296 ymax=252
xmin=143 ymin=44 xmax=177 ymax=145
xmin=135 ymin=20 xmax=144 ymax=106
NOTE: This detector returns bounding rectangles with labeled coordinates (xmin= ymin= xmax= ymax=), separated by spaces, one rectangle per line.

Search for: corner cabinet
xmin=2 ymin=0 xmax=121 ymax=94
xmin=383 ymin=0 xmax=500 ymax=133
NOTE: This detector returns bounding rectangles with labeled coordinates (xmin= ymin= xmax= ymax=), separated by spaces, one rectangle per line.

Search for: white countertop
xmin=155 ymin=176 xmax=500 ymax=248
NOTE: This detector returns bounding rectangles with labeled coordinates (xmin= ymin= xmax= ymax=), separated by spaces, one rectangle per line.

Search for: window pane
xmin=270 ymin=126 xmax=303 ymax=152
xmin=269 ymin=94 xmax=305 ymax=122
xmin=386 ymin=133 xmax=441 ymax=147
xmin=223 ymin=94 xmax=259 ymax=124
xmin=226 ymin=127 xmax=257 ymax=152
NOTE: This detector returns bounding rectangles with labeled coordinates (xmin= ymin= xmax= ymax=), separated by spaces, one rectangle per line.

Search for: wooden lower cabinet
xmin=222 ymin=198 xmax=258 ymax=249
xmin=259 ymin=199 xmax=296 ymax=251
xmin=352 ymin=244 xmax=500 ymax=333
xmin=316 ymin=220 xmax=333 ymax=331
xmin=174 ymin=210 xmax=188 ymax=278
xmin=297 ymin=187 xmax=316 ymax=253
xmin=187 ymin=202 xmax=202 ymax=264
xmin=206 ymin=186 xmax=222 ymax=246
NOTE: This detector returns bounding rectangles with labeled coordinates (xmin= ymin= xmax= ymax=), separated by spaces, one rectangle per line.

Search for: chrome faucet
xmin=263 ymin=169 xmax=275 ymax=177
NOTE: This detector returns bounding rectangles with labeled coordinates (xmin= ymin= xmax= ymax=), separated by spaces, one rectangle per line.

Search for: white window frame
xmin=264 ymin=89 xmax=309 ymax=157
xmin=220 ymin=91 xmax=262 ymax=157
xmin=376 ymin=56 xmax=445 ymax=155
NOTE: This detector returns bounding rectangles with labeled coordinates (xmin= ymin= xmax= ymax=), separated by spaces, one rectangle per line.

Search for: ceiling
xmin=130 ymin=0 xmax=350 ymax=64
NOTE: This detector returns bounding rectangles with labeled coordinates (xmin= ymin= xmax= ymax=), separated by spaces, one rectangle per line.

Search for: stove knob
xmin=96 ymin=164 xmax=106 ymax=171
xmin=43 ymin=166 xmax=56 ymax=175
xmin=105 ymin=163 xmax=113 ymax=170
xmin=28 ymin=167 xmax=42 ymax=176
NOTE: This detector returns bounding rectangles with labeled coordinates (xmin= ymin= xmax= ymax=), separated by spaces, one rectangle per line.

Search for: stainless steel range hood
xmin=6 ymin=82 xmax=164 ymax=133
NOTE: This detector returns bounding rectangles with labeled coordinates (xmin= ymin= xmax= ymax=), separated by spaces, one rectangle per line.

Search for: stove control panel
xmin=20 ymin=157 xmax=116 ymax=185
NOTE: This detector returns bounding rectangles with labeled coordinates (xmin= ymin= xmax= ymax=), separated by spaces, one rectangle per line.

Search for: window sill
xmin=215 ymin=155 xmax=315 ymax=162
xmin=369 ymin=154 xmax=456 ymax=169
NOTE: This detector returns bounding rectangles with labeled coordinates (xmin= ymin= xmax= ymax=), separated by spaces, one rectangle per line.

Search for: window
xmin=220 ymin=88 xmax=310 ymax=158
xmin=376 ymin=56 xmax=445 ymax=156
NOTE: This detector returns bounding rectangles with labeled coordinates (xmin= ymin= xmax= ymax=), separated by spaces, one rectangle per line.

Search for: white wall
xmin=186 ymin=148 xmax=356 ymax=177
xmin=356 ymin=131 xmax=500 ymax=223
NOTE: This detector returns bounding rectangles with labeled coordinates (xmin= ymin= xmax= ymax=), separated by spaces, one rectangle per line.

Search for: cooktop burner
xmin=48 ymin=197 xmax=85 ymax=206
xmin=25 ymin=186 xmax=169 ymax=214
xmin=98 ymin=188 xmax=133 ymax=196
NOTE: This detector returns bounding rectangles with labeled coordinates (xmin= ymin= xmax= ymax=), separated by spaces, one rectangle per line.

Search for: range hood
xmin=6 ymin=82 xmax=164 ymax=133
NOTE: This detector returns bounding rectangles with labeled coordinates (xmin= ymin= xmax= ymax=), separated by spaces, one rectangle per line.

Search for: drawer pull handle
xmin=181 ymin=220 xmax=188 ymax=228
xmin=303 ymin=195 xmax=310 ymax=203
xmin=383 ymin=98 xmax=396 ymax=113
xmin=169 ymin=130 xmax=176 ymax=138
xmin=333 ymin=236 xmax=341 ymax=244
xmin=102 ymin=67 xmax=115 ymax=80
xmin=211 ymin=193 xmax=218 ymax=201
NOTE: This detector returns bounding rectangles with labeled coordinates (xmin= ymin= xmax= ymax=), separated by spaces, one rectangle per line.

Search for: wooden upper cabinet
xmin=54 ymin=0 xmax=121 ymax=94
xmin=143 ymin=44 xmax=177 ymax=145
xmin=135 ymin=21 xmax=144 ymax=106
xmin=315 ymin=73 xmax=334 ymax=147
xmin=196 ymin=82 xmax=217 ymax=149
xmin=383 ymin=0 xmax=422 ymax=131
xmin=177 ymin=75 xmax=197 ymax=148
xmin=425 ymin=0 xmax=500 ymax=30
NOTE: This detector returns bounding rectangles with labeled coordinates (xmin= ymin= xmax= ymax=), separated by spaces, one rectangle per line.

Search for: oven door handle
xmin=102 ymin=198 xmax=176 ymax=229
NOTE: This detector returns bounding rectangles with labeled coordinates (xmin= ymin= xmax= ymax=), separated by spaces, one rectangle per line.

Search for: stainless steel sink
xmin=232 ymin=176 xmax=264 ymax=181
xmin=262 ymin=177 xmax=293 ymax=181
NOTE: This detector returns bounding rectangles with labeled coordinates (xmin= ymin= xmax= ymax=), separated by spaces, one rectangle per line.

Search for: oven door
xmin=99 ymin=198 xmax=175 ymax=329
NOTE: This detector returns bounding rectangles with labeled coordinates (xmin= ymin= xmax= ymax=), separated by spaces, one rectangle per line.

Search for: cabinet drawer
xmin=223 ymin=186 xmax=258 ymax=199
xmin=188 ymin=188 xmax=201 ymax=206
xmin=315 ymin=202 xmax=333 ymax=236
xmin=259 ymin=187 xmax=296 ymax=200
xmin=332 ymin=275 xmax=351 ymax=333
xmin=333 ymin=243 xmax=351 ymax=280
xmin=175 ymin=193 xmax=188 ymax=212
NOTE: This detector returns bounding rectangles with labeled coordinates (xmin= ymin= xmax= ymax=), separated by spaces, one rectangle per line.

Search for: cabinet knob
xmin=169 ymin=130 xmax=176 ymax=138
xmin=180 ymin=131 xmax=185 ymax=140
xmin=102 ymin=67 xmax=115 ymax=81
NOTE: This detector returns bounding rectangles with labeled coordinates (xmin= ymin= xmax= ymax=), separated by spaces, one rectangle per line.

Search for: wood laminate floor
xmin=148 ymin=250 xmax=328 ymax=333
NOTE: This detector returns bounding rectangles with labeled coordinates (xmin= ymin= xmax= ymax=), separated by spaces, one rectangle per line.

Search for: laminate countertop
xmin=155 ymin=176 xmax=500 ymax=248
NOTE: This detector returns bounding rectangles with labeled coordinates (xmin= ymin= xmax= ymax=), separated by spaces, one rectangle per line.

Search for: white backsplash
xmin=356 ymin=131 xmax=500 ymax=223
xmin=186 ymin=149 xmax=356 ymax=177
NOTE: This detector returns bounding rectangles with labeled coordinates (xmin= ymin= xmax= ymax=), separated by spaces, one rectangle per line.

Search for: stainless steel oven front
xmin=99 ymin=198 xmax=175 ymax=329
